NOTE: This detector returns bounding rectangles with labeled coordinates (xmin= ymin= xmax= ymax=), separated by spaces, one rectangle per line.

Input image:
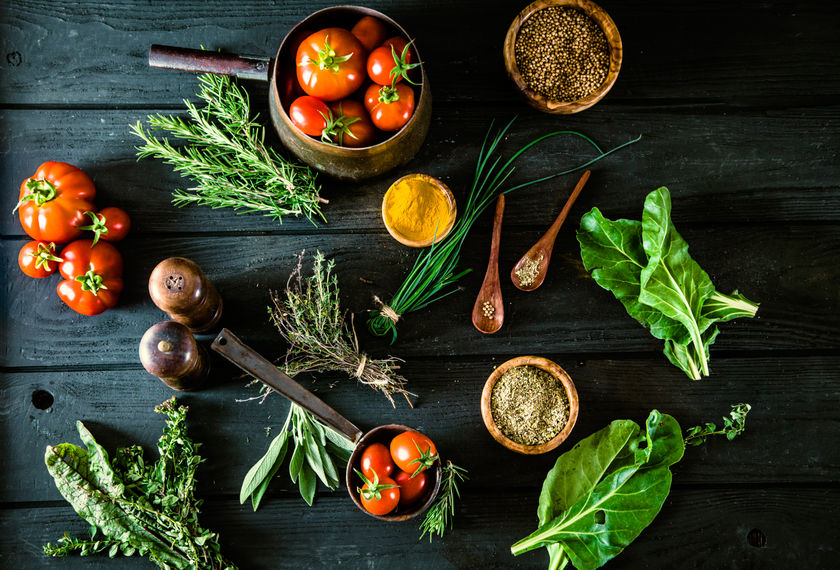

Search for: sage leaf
xmin=239 ymin=431 xmax=288 ymax=504
xmin=251 ymin=456 xmax=284 ymax=511
xmin=289 ymin=440 xmax=304 ymax=483
xmin=298 ymin=462 xmax=317 ymax=506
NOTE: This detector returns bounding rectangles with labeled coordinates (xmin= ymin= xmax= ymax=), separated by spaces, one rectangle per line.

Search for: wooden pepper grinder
xmin=148 ymin=257 xmax=223 ymax=333
xmin=139 ymin=321 xmax=209 ymax=391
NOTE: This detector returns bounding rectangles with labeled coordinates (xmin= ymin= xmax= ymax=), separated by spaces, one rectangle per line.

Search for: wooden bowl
xmin=345 ymin=424 xmax=443 ymax=521
xmin=381 ymin=174 xmax=457 ymax=247
xmin=269 ymin=6 xmax=431 ymax=181
xmin=480 ymin=356 xmax=579 ymax=455
xmin=503 ymin=0 xmax=622 ymax=114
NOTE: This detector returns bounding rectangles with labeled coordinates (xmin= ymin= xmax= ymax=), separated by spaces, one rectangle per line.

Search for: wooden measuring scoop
xmin=510 ymin=170 xmax=590 ymax=291
xmin=472 ymin=195 xmax=506 ymax=334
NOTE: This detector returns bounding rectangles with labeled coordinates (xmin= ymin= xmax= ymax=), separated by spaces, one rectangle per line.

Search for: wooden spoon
xmin=510 ymin=170 xmax=591 ymax=291
xmin=472 ymin=195 xmax=506 ymax=334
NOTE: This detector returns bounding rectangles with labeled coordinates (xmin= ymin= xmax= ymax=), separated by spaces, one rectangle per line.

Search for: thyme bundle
xmin=368 ymin=119 xmax=640 ymax=342
xmin=43 ymin=398 xmax=235 ymax=569
xmin=131 ymin=73 xmax=325 ymax=224
xmin=265 ymin=251 xmax=411 ymax=405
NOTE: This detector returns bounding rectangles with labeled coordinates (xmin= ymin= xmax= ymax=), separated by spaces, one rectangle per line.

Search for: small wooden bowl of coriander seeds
xmin=480 ymin=356 xmax=579 ymax=455
xmin=503 ymin=0 xmax=622 ymax=114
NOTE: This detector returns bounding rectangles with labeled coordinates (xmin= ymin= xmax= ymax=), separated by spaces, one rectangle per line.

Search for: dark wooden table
xmin=1 ymin=1 xmax=838 ymax=568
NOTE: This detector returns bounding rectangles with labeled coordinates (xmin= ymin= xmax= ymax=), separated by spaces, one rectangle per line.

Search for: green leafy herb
xmin=264 ymin=251 xmax=411 ymax=406
xmin=419 ymin=460 xmax=468 ymax=542
xmin=240 ymin=402 xmax=355 ymax=509
xmin=512 ymin=406 xmax=751 ymax=569
xmin=43 ymin=398 xmax=236 ymax=569
xmin=685 ymin=403 xmax=751 ymax=446
xmin=577 ymin=187 xmax=759 ymax=379
xmin=131 ymin=73 xmax=325 ymax=224
xmin=368 ymin=119 xmax=641 ymax=342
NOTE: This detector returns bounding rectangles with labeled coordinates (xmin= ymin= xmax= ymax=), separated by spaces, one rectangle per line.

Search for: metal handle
xmin=149 ymin=45 xmax=271 ymax=82
xmin=211 ymin=328 xmax=363 ymax=443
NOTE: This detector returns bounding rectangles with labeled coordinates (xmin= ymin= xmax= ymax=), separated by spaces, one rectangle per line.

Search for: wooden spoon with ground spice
xmin=472 ymin=195 xmax=505 ymax=334
xmin=511 ymin=170 xmax=590 ymax=291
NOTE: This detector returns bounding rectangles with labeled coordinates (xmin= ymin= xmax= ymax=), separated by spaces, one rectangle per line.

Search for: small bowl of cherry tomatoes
xmin=346 ymin=424 xmax=442 ymax=521
xmin=270 ymin=6 xmax=431 ymax=181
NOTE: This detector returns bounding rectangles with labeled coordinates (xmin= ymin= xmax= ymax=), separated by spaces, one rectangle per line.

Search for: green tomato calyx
xmin=76 ymin=269 xmax=108 ymax=295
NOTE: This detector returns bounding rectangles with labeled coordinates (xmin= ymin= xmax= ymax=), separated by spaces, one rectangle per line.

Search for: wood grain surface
xmin=1 ymin=0 xmax=837 ymax=568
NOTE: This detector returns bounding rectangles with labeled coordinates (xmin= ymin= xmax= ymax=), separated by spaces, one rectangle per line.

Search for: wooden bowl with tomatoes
xmin=345 ymin=424 xmax=442 ymax=521
xmin=270 ymin=6 xmax=431 ymax=181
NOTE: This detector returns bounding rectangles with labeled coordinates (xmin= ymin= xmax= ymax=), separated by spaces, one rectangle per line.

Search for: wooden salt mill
xmin=139 ymin=321 xmax=209 ymax=391
xmin=148 ymin=257 xmax=223 ymax=332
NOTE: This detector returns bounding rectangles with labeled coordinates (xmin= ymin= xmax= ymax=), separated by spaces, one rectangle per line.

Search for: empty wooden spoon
xmin=511 ymin=170 xmax=591 ymax=291
xmin=472 ymin=195 xmax=506 ymax=334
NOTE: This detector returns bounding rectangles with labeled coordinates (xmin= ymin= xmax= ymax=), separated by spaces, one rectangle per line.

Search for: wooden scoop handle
xmin=149 ymin=45 xmax=271 ymax=82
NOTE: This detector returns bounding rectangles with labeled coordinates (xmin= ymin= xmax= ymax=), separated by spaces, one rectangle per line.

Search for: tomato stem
xmin=377 ymin=85 xmax=401 ymax=105
xmin=354 ymin=469 xmax=397 ymax=501
xmin=13 ymin=178 xmax=58 ymax=212
xmin=389 ymin=41 xmax=422 ymax=86
xmin=320 ymin=109 xmax=361 ymax=146
xmin=33 ymin=242 xmax=63 ymax=270
xmin=75 ymin=269 xmax=108 ymax=295
xmin=310 ymin=36 xmax=354 ymax=73
xmin=76 ymin=211 xmax=109 ymax=246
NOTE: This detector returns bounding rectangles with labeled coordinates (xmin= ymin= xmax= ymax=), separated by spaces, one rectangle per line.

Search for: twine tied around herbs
xmin=373 ymin=296 xmax=401 ymax=324
xmin=354 ymin=354 xmax=368 ymax=379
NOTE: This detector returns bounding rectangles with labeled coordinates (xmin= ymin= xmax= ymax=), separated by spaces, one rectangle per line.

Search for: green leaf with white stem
xmin=702 ymin=290 xmax=760 ymax=322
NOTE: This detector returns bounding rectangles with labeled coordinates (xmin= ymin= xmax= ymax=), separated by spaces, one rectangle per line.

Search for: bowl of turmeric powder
xmin=382 ymin=174 xmax=457 ymax=247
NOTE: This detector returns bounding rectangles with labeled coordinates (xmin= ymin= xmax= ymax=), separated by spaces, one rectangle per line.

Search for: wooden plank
xmin=2 ymin=355 xmax=837 ymax=502
xmin=1 ymin=225 xmax=837 ymax=367
xmin=0 ymin=1 xmax=838 ymax=107
xmin=1 ymin=487 xmax=837 ymax=568
xmin=1 ymin=105 xmax=839 ymax=238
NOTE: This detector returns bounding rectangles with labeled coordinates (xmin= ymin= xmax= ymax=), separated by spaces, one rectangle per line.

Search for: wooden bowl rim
xmin=272 ymin=5 xmax=428 ymax=153
xmin=503 ymin=0 xmax=623 ymax=114
xmin=381 ymin=173 xmax=457 ymax=248
xmin=345 ymin=423 xmax=443 ymax=521
xmin=480 ymin=356 xmax=579 ymax=455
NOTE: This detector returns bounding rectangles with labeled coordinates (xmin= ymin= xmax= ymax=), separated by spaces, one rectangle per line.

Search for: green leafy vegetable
xmin=419 ymin=460 xmax=468 ymax=542
xmin=685 ymin=403 xmax=752 ymax=446
xmin=131 ymin=73 xmax=325 ymax=224
xmin=240 ymin=402 xmax=355 ymax=510
xmin=43 ymin=398 xmax=236 ymax=569
xmin=577 ymin=187 xmax=759 ymax=379
xmin=512 ymin=406 xmax=750 ymax=569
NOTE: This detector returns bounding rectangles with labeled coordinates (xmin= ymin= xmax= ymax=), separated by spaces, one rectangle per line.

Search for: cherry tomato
xmin=394 ymin=469 xmax=429 ymax=506
xmin=366 ymin=38 xmax=418 ymax=86
xmin=289 ymin=96 xmax=331 ymax=136
xmin=364 ymin=83 xmax=415 ymax=132
xmin=361 ymin=443 xmax=395 ymax=480
xmin=57 ymin=239 xmax=124 ymax=316
xmin=18 ymin=241 xmax=62 ymax=279
xmin=357 ymin=471 xmax=400 ymax=516
xmin=16 ymin=162 xmax=96 ymax=243
xmin=77 ymin=207 xmax=131 ymax=245
xmin=351 ymin=16 xmax=387 ymax=52
xmin=296 ymin=28 xmax=366 ymax=101
xmin=390 ymin=430 xmax=438 ymax=475
xmin=382 ymin=37 xmax=411 ymax=60
xmin=328 ymin=100 xmax=376 ymax=148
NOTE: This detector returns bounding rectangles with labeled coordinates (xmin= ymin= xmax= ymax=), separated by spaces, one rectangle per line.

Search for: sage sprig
xmin=43 ymin=398 xmax=236 ymax=569
xmin=684 ymin=403 xmax=751 ymax=446
xmin=240 ymin=402 xmax=356 ymax=509
xmin=419 ymin=460 xmax=468 ymax=542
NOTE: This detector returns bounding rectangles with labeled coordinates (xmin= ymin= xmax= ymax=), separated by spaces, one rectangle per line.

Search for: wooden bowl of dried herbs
xmin=481 ymin=356 xmax=579 ymax=454
xmin=503 ymin=0 xmax=622 ymax=114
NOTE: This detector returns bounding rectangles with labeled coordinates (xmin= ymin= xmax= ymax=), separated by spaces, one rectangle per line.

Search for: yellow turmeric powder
xmin=383 ymin=175 xmax=453 ymax=244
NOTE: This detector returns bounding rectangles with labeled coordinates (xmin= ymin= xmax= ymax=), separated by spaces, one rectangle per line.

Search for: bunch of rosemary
xmin=43 ymin=398 xmax=236 ymax=569
xmin=368 ymin=119 xmax=641 ymax=341
xmin=131 ymin=73 xmax=325 ymax=224
xmin=419 ymin=460 xmax=469 ymax=541
xmin=266 ymin=251 xmax=411 ymax=406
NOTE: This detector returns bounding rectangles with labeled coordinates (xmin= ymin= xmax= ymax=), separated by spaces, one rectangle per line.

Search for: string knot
xmin=374 ymin=296 xmax=401 ymax=324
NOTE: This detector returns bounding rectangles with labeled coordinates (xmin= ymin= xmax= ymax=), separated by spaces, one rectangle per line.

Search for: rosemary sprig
xmin=419 ymin=460 xmax=468 ymax=541
xmin=266 ymin=251 xmax=412 ymax=406
xmin=368 ymin=118 xmax=641 ymax=341
xmin=685 ymin=403 xmax=752 ymax=446
xmin=131 ymin=73 xmax=326 ymax=224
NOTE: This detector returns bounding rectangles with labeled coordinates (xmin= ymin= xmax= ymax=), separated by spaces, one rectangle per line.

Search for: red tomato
xmin=77 ymin=207 xmax=131 ymax=246
xmin=390 ymin=430 xmax=438 ymax=475
xmin=57 ymin=239 xmax=124 ymax=316
xmin=16 ymin=162 xmax=96 ymax=243
xmin=364 ymin=83 xmax=415 ymax=131
xmin=351 ymin=16 xmax=387 ymax=52
xmin=360 ymin=443 xmax=395 ymax=480
xmin=18 ymin=241 xmax=62 ymax=279
xmin=367 ymin=38 xmax=418 ymax=86
xmin=357 ymin=470 xmax=400 ymax=516
xmin=296 ymin=28 xmax=366 ymax=101
xmin=289 ymin=96 xmax=331 ymax=136
xmin=394 ymin=469 xmax=429 ymax=506
xmin=328 ymin=100 xmax=376 ymax=147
